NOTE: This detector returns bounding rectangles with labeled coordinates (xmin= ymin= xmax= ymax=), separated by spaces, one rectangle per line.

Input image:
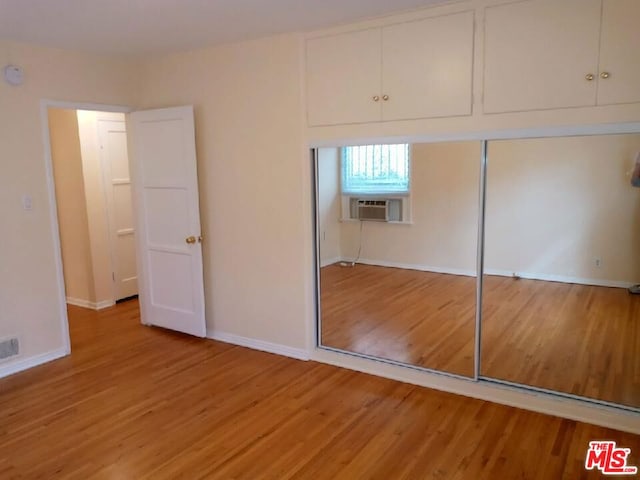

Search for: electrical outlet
xmin=594 ymin=257 xmax=602 ymax=268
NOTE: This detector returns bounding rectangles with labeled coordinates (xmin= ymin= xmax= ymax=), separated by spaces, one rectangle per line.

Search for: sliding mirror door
xmin=317 ymin=141 xmax=481 ymax=377
xmin=482 ymin=133 xmax=640 ymax=408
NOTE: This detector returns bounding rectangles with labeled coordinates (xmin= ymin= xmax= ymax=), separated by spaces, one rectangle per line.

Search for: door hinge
xmin=112 ymin=272 xmax=115 ymax=282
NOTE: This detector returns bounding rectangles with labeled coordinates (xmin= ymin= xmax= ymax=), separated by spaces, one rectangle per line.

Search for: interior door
xmin=98 ymin=118 xmax=138 ymax=301
xmin=127 ymin=106 xmax=206 ymax=337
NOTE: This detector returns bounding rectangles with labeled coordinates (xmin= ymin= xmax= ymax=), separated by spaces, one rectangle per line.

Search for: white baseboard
xmin=320 ymin=257 xmax=341 ymax=268
xmin=330 ymin=257 xmax=633 ymax=288
xmin=66 ymin=297 xmax=115 ymax=310
xmin=207 ymin=330 xmax=309 ymax=361
xmin=0 ymin=347 xmax=69 ymax=379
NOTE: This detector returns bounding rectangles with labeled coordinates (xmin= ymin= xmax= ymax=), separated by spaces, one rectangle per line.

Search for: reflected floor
xmin=320 ymin=263 xmax=476 ymax=377
xmin=321 ymin=263 xmax=640 ymax=408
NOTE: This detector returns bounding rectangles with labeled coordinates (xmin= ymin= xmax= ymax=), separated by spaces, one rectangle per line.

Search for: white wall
xmin=317 ymin=148 xmax=341 ymax=265
xmin=0 ymin=40 xmax=139 ymax=374
xmin=138 ymin=34 xmax=310 ymax=350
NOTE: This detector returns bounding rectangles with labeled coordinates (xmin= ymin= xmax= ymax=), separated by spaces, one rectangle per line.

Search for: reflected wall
xmin=481 ymin=134 xmax=640 ymax=408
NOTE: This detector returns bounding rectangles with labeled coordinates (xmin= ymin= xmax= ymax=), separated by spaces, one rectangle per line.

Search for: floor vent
xmin=0 ymin=337 xmax=19 ymax=361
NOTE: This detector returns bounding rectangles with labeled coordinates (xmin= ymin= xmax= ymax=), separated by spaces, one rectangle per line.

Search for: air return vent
xmin=0 ymin=337 xmax=19 ymax=361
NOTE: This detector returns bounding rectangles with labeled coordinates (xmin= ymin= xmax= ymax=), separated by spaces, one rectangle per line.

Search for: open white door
xmin=127 ymin=106 xmax=206 ymax=337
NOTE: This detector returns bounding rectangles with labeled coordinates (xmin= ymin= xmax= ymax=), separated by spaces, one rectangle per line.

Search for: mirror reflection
xmin=318 ymin=141 xmax=481 ymax=377
xmin=482 ymin=134 xmax=640 ymax=408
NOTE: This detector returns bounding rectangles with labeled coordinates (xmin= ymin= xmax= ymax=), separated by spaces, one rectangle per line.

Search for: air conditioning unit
xmin=349 ymin=198 xmax=402 ymax=222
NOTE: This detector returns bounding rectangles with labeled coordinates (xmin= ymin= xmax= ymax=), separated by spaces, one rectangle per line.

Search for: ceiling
xmin=0 ymin=0 xmax=450 ymax=57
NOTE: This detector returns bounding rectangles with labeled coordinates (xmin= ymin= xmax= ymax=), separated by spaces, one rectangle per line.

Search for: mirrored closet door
xmin=481 ymin=133 xmax=640 ymax=408
xmin=316 ymin=141 xmax=481 ymax=377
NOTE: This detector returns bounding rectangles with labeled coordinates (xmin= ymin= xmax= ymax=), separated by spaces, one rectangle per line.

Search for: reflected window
xmin=341 ymin=144 xmax=410 ymax=195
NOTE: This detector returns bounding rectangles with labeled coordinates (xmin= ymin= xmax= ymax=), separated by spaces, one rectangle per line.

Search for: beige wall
xmin=485 ymin=134 xmax=640 ymax=284
xmin=138 ymin=34 xmax=310 ymax=349
xmin=48 ymin=108 xmax=95 ymax=303
xmin=337 ymin=142 xmax=481 ymax=273
xmin=317 ymin=148 xmax=342 ymax=265
xmin=0 ymin=40 xmax=139 ymax=367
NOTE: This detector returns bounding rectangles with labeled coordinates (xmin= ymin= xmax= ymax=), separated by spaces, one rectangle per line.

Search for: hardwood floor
xmin=321 ymin=263 xmax=640 ymax=408
xmin=1 ymin=300 xmax=638 ymax=478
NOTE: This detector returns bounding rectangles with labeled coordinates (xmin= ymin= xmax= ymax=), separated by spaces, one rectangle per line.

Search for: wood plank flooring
xmin=321 ymin=263 xmax=640 ymax=408
xmin=1 ymin=300 xmax=638 ymax=478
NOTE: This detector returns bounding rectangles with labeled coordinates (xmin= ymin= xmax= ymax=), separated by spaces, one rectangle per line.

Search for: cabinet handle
xmin=585 ymin=73 xmax=594 ymax=81
xmin=600 ymin=72 xmax=610 ymax=79
xmin=382 ymin=94 xmax=389 ymax=101
xmin=372 ymin=95 xmax=380 ymax=102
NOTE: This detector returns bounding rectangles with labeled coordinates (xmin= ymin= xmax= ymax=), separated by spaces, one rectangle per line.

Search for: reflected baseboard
xmin=324 ymin=257 xmax=633 ymax=288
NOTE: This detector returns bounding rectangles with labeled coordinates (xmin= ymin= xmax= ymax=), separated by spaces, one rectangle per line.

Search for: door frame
xmin=40 ymin=99 xmax=132 ymax=355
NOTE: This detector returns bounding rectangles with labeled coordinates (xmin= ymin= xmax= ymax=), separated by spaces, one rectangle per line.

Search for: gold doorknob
xmin=382 ymin=94 xmax=389 ymax=101
xmin=186 ymin=236 xmax=196 ymax=244
xmin=585 ymin=73 xmax=594 ymax=81
xmin=600 ymin=72 xmax=610 ymax=79
xmin=372 ymin=95 xmax=380 ymax=102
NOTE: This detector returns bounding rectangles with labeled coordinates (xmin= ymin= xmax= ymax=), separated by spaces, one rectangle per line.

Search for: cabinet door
xmin=382 ymin=11 xmax=474 ymax=121
xmin=483 ymin=0 xmax=601 ymax=114
xmin=306 ymin=29 xmax=382 ymax=126
xmin=597 ymin=0 xmax=640 ymax=105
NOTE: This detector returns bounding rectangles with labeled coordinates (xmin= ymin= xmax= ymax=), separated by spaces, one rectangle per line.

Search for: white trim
xmin=41 ymin=99 xmax=133 ymax=359
xmin=312 ymin=348 xmax=640 ymax=434
xmin=66 ymin=297 xmax=115 ymax=310
xmin=307 ymin=122 xmax=640 ymax=148
xmin=0 ymin=348 xmax=68 ymax=379
xmin=207 ymin=330 xmax=310 ymax=361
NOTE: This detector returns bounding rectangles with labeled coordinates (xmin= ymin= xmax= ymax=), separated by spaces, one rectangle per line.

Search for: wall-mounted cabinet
xmin=483 ymin=0 xmax=640 ymax=114
xmin=306 ymin=11 xmax=475 ymax=126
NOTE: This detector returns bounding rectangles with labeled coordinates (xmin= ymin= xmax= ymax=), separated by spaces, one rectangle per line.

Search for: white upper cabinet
xmin=483 ymin=0 xmax=602 ymax=114
xmin=382 ymin=11 xmax=474 ymax=121
xmin=306 ymin=28 xmax=382 ymax=126
xmin=306 ymin=10 xmax=475 ymax=126
xmin=597 ymin=0 xmax=640 ymax=106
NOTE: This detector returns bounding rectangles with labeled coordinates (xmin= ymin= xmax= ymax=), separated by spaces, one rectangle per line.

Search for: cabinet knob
xmin=600 ymin=72 xmax=610 ymax=79
xmin=585 ymin=73 xmax=594 ymax=81
xmin=382 ymin=94 xmax=389 ymax=101
xmin=372 ymin=95 xmax=380 ymax=102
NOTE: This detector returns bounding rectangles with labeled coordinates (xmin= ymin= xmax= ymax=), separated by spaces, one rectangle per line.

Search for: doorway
xmin=47 ymin=106 xmax=138 ymax=317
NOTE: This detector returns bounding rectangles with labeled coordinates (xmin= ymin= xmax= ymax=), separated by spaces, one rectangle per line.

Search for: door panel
xmin=382 ymin=11 xmax=474 ymax=120
xmin=98 ymin=119 xmax=138 ymax=301
xmin=597 ymin=0 xmax=640 ymax=105
xmin=128 ymin=106 xmax=206 ymax=337
xmin=483 ymin=0 xmax=601 ymax=113
xmin=306 ymin=28 xmax=382 ymax=126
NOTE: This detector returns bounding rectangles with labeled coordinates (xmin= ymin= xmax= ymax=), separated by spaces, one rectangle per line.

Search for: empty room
xmin=1 ymin=0 xmax=639 ymax=478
